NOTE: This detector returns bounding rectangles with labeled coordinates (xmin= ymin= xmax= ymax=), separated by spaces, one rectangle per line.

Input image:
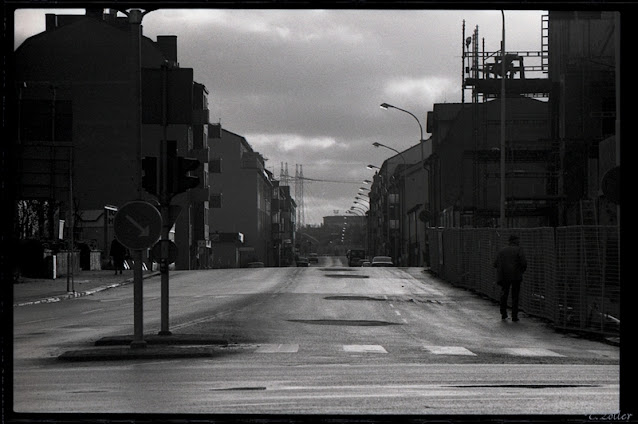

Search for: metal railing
xmin=426 ymin=226 xmax=620 ymax=337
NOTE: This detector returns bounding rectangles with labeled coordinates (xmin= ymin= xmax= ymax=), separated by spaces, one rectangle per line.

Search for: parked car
xmin=308 ymin=253 xmax=319 ymax=263
xmin=361 ymin=260 xmax=371 ymax=267
xmin=371 ymin=256 xmax=394 ymax=267
xmin=296 ymin=257 xmax=309 ymax=267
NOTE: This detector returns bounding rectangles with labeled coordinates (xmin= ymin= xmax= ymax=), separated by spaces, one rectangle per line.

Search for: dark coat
xmin=109 ymin=239 xmax=126 ymax=260
xmin=493 ymin=244 xmax=527 ymax=283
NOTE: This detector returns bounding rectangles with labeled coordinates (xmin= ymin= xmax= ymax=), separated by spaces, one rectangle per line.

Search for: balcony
xmin=192 ymin=108 xmax=210 ymax=126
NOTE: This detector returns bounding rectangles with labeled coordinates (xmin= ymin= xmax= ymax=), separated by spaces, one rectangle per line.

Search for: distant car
xmin=347 ymin=249 xmax=367 ymax=267
xmin=371 ymin=256 xmax=394 ymax=267
xmin=296 ymin=257 xmax=309 ymax=267
xmin=361 ymin=260 xmax=371 ymax=267
xmin=308 ymin=253 xmax=319 ymax=263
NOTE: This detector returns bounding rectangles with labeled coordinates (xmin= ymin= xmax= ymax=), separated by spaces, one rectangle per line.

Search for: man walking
xmin=493 ymin=234 xmax=527 ymax=321
xmin=109 ymin=237 xmax=127 ymax=275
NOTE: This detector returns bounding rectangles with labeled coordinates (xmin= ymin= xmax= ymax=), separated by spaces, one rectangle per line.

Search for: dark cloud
xmin=15 ymin=8 xmax=545 ymax=224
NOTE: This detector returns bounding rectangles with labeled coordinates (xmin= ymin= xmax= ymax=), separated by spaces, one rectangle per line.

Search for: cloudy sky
xmin=14 ymin=7 xmax=546 ymax=226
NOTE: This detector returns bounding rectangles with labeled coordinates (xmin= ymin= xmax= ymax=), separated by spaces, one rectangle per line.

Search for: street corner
xmin=94 ymin=333 xmax=229 ymax=347
xmin=57 ymin=345 xmax=222 ymax=362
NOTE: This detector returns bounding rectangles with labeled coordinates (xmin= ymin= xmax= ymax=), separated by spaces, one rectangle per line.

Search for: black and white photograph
xmin=3 ymin=2 xmax=631 ymax=421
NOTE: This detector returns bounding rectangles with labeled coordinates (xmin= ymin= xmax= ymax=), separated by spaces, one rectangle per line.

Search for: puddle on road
xmin=323 ymin=274 xmax=369 ymax=279
xmin=449 ymin=384 xmax=599 ymax=389
xmin=324 ymin=295 xmax=384 ymax=301
xmin=288 ymin=319 xmax=402 ymax=326
xmin=320 ymin=268 xmax=359 ymax=272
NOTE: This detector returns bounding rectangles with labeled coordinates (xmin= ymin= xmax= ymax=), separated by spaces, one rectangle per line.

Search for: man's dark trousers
xmin=500 ymin=280 xmax=521 ymax=319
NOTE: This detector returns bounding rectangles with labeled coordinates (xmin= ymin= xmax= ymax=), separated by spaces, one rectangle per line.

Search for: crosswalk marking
xmin=501 ymin=348 xmax=565 ymax=357
xmin=423 ymin=346 xmax=477 ymax=356
xmin=245 ymin=344 xmax=612 ymax=359
xmin=255 ymin=344 xmax=299 ymax=353
xmin=343 ymin=344 xmax=388 ymax=353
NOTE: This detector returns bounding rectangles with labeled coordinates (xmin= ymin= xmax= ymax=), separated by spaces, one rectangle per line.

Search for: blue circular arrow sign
xmin=114 ymin=201 xmax=162 ymax=250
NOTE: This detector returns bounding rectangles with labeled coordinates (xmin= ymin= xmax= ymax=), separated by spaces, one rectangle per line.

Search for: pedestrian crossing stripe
xmin=255 ymin=344 xmax=299 ymax=353
xmin=501 ymin=348 xmax=565 ymax=357
xmin=424 ymin=346 xmax=477 ymax=356
xmin=343 ymin=345 xmax=388 ymax=353
xmin=249 ymin=344 xmax=601 ymax=358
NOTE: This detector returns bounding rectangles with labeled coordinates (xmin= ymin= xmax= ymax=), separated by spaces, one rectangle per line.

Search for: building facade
xmin=13 ymin=9 xmax=208 ymax=270
xmin=207 ymin=125 xmax=274 ymax=267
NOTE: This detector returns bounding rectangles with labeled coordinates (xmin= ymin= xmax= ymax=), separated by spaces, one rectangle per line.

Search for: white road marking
xmin=343 ymin=344 xmax=387 ymax=353
xmin=255 ymin=344 xmax=299 ymax=353
xmin=502 ymin=348 xmax=565 ymax=357
xmin=395 ymin=310 xmax=401 ymax=316
xmin=423 ymin=346 xmax=477 ymax=356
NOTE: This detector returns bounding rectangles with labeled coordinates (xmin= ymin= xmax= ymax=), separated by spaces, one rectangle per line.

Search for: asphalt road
xmin=12 ymin=256 xmax=619 ymax=415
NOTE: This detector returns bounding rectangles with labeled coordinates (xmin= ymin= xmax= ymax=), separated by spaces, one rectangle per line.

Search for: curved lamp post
xmin=380 ymin=103 xmax=424 ymax=143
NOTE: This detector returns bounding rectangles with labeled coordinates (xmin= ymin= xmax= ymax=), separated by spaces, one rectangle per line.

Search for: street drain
xmin=324 ymin=274 xmax=369 ymax=278
xmin=211 ymin=387 xmax=267 ymax=391
xmin=324 ymin=296 xmax=384 ymax=301
xmin=288 ymin=319 xmax=401 ymax=326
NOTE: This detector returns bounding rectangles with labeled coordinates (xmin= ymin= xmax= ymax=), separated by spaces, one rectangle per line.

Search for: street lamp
xmin=380 ymin=103 xmax=424 ymax=144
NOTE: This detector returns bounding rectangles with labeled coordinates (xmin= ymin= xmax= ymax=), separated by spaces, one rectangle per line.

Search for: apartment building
xmin=207 ymin=124 xmax=274 ymax=267
xmin=13 ymin=9 xmax=208 ymax=270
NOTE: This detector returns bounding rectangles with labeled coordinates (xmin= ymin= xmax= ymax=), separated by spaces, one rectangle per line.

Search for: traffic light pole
xmin=129 ymin=8 xmax=146 ymax=349
xmin=159 ymin=65 xmax=171 ymax=336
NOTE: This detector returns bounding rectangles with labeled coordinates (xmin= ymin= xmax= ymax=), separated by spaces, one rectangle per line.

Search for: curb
xmin=59 ymin=334 xmax=233 ymax=361
xmin=13 ymin=271 xmax=161 ymax=307
xmin=57 ymin=345 xmax=229 ymax=362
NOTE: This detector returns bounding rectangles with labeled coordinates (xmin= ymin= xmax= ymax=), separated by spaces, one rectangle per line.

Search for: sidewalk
xmin=13 ymin=269 xmax=231 ymax=361
xmin=13 ymin=269 xmax=160 ymax=307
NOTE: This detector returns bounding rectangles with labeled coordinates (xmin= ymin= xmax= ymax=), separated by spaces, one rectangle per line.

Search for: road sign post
xmin=114 ymin=201 xmax=162 ymax=348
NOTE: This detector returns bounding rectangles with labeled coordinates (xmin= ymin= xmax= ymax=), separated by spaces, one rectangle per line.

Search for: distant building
xmin=207 ymin=125 xmax=274 ymax=267
xmin=272 ymin=181 xmax=297 ymax=266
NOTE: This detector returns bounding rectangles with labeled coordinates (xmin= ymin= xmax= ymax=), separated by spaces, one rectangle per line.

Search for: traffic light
xmin=175 ymin=156 xmax=201 ymax=194
xmin=167 ymin=155 xmax=200 ymax=197
xmin=142 ymin=156 xmax=158 ymax=196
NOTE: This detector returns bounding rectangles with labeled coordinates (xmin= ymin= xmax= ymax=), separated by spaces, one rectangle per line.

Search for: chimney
xmin=156 ymin=35 xmax=178 ymax=65
xmin=208 ymin=123 xmax=222 ymax=139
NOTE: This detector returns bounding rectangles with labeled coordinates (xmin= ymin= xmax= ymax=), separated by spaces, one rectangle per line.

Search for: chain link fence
xmin=426 ymin=226 xmax=620 ymax=337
